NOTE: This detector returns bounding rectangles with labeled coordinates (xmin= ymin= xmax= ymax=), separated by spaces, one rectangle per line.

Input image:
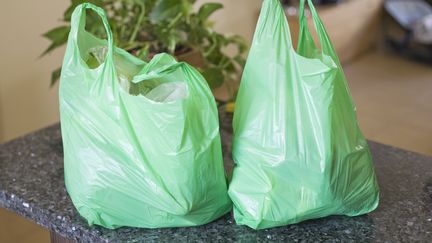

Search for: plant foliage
xmin=42 ymin=0 xmax=247 ymax=99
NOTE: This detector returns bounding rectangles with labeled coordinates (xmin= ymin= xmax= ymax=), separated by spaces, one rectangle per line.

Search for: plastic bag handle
xmin=253 ymin=0 xmax=293 ymax=48
xmin=130 ymin=53 xmax=214 ymax=101
xmin=298 ymin=0 xmax=340 ymax=61
xmin=70 ymin=3 xmax=114 ymax=57
xmin=131 ymin=64 xmax=184 ymax=83
xmin=130 ymin=54 xmax=184 ymax=83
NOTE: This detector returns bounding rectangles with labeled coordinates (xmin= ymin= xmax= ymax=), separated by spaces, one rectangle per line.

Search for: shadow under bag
xmin=59 ymin=3 xmax=231 ymax=229
xmin=228 ymin=0 xmax=379 ymax=229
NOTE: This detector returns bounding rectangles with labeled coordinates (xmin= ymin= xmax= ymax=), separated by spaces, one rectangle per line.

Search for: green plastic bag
xmin=228 ymin=0 xmax=379 ymax=229
xmin=59 ymin=3 xmax=231 ymax=229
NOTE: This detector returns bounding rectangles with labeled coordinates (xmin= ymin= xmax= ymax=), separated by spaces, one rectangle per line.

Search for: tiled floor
xmin=0 ymin=51 xmax=431 ymax=242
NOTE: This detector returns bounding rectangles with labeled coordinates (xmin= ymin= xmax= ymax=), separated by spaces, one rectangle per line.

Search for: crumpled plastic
xmin=87 ymin=46 xmax=187 ymax=102
xmin=59 ymin=3 xmax=231 ymax=229
xmin=228 ymin=0 xmax=380 ymax=229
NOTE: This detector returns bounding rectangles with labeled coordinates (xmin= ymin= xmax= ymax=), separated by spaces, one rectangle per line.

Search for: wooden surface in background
xmin=50 ymin=232 xmax=75 ymax=243
xmin=0 ymin=208 xmax=49 ymax=243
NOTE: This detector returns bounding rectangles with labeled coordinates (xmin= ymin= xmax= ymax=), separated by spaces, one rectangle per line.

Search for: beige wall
xmin=0 ymin=0 xmax=261 ymax=143
xmin=0 ymin=0 xmax=68 ymax=142
xmin=198 ymin=0 xmax=261 ymax=41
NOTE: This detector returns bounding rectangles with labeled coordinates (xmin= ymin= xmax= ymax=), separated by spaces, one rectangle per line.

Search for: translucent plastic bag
xmin=59 ymin=3 xmax=231 ymax=229
xmin=228 ymin=0 xmax=379 ymax=229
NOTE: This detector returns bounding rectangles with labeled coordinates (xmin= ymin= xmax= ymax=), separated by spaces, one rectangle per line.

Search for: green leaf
xmin=150 ymin=0 xmax=183 ymax=23
xmin=224 ymin=60 xmax=236 ymax=72
xmin=227 ymin=35 xmax=248 ymax=53
xmin=42 ymin=43 xmax=60 ymax=57
xmin=86 ymin=52 xmax=101 ymax=69
xmin=50 ymin=67 xmax=62 ymax=87
xmin=41 ymin=26 xmax=70 ymax=56
xmin=42 ymin=0 xmax=249 ymax=90
xmin=63 ymin=0 xmax=83 ymax=21
xmin=198 ymin=3 xmax=223 ymax=20
xmin=202 ymin=67 xmax=224 ymax=89
xmin=181 ymin=0 xmax=193 ymax=16
xmin=43 ymin=26 xmax=70 ymax=42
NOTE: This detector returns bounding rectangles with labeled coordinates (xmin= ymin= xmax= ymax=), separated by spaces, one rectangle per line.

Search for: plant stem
xmin=129 ymin=3 xmax=145 ymax=44
xmin=167 ymin=13 xmax=183 ymax=29
xmin=204 ymin=35 xmax=217 ymax=57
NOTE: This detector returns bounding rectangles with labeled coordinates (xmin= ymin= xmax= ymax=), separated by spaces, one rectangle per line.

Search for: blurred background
xmin=0 ymin=0 xmax=431 ymax=242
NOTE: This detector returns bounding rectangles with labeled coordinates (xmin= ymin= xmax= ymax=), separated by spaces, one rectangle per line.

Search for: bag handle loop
xmin=70 ymin=3 xmax=114 ymax=59
xmin=298 ymin=0 xmax=340 ymax=62
xmin=253 ymin=0 xmax=294 ymax=49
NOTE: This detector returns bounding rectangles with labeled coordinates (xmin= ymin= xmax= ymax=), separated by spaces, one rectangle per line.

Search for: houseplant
xmin=42 ymin=0 xmax=247 ymax=101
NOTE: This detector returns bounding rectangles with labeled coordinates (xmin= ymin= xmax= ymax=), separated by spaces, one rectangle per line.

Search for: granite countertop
xmin=1 ymin=118 xmax=432 ymax=242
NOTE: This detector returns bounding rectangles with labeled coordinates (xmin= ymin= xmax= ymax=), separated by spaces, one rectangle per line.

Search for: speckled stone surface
xmin=1 ymin=116 xmax=432 ymax=242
